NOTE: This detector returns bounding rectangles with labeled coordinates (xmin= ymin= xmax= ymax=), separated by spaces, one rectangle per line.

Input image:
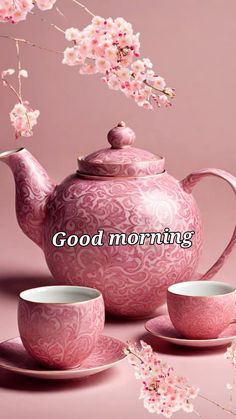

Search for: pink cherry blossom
xmin=142 ymin=101 xmax=153 ymax=110
xmin=63 ymin=16 xmax=175 ymax=110
xmin=164 ymin=86 xmax=175 ymax=98
xmin=95 ymin=57 xmax=110 ymax=73
xmin=104 ymin=46 xmax=118 ymax=63
xmin=92 ymin=15 xmax=104 ymax=27
xmin=65 ymin=27 xmax=82 ymax=42
xmin=79 ymin=62 xmax=97 ymax=75
xmin=10 ymin=102 xmax=40 ymax=139
xmin=116 ymin=68 xmax=130 ymax=82
xmin=78 ymin=42 xmax=90 ymax=58
xmin=0 ymin=0 xmax=57 ymax=24
xmin=35 ymin=0 xmax=57 ymax=11
xmin=131 ymin=59 xmax=146 ymax=73
xmin=0 ymin=0 xmax=34 ymax=23
xmin=125 ymin=340 xmax=199 ymax=417
xmin=1 ymin=66 xmax=39 ymax=138
xmin=152 ymin=76 xmax=166 ymax=90
xmin=225 ymin=339 xmax=236 ymax=367
xmin=159 ymin=94 xmax=169 ymax=105
xmin=107 ymin=75 xmax=121 ymax=90
xmin=19 ymin=69 xmax=28 ymax=78
xmin=143 ymin=58 xmax=153 ymax=68
xmin=62 ymin=47 xmax=83 ymax=66
xmin=1 ymin=68 xmax=15 ymax=78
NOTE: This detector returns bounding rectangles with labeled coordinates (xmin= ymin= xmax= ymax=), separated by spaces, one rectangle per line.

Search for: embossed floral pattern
xmin=18 ymin=294 xmax=104 ymax=369
xmin=0 ymin=335 xmax=125 ymax=379
xmin=2 ymin=147 xmax=236 ymax=317
xmin=44 ymin=172 xmax=203 ymax=317
xmin=2 ymin=149 xmax=55 ymax=247
xmin=167 ymin=291 xmax=236 ymax=339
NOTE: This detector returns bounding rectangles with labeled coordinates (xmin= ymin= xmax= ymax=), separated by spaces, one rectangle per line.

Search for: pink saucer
xmin=145 ymin=315 xmax=236 ymax=348
xmin=0 ymin=335 xmax=126 ymax=379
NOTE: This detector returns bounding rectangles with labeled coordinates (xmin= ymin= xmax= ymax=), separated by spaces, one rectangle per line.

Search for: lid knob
xmin=107 ymin=121 xmax=136 ymax=149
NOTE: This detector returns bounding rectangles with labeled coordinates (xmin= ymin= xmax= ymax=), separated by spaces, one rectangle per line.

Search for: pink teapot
xmin=1 ymin=122 xmax=236 ymax=317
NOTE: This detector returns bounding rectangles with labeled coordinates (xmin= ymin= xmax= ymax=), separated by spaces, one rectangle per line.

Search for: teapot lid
xmin=77 ymin=122 xmax=165 ymax=177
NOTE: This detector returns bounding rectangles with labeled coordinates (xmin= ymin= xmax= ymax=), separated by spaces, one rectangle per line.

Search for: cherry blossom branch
xmin=55 ymin=6 xmax=66 ymax=18
xmin=31 ymin=11 xmax=65 ymax=33
xmin=1 ymin=77 xmax=22 ymax=103
xmin=1 ymin=5 xmax=175 ymax=140
xmin=126 ymin=343 xmax=236 ymax=418
xmin=144 ymin=78 xmax=174 ymax=98
xmin=198 ymin=394 xmax=236 ymax=417
xmin=130 ymin=73 xmax=174 ymax=97
xmin=193 ymin=411 xmax=204 ymax=419
xmin=1 ymin=52 xmax=40 ymax=138
xmin=0 ymin=35 xmax=62 ymax=54
xmin=130 ymin=73 xmax=175 ymax=101
xmin=15 ymin=40 xmax=22 ymax=97
xmin=225 ymin=340 xmax=236 ymax=410
xmin=71 ymin=0 xmax=95 ymax=17
xmin=0 ymin=0 xmax=95 ymax=23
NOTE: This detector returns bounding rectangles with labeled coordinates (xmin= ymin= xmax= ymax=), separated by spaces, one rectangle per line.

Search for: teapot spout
xmin=0 ymin=148 xmax=55 ymax=248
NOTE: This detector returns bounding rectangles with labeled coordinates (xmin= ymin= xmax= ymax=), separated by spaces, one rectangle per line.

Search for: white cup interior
xmin=168 ymin=281 xmax=235 ymax=297
xmin=20 ymin=286 xmax=101 ymax=304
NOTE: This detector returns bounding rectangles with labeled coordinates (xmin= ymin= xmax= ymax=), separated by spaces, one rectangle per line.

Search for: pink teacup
xmin=167 ymin=281 xmax=236 ymax=339
xmin=18 ymin=285 xmax=105 ymax=369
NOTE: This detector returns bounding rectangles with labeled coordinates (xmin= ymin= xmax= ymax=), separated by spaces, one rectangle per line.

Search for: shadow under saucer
xmin=0 ymin=364 xmax=118 ymax=392
xmin=134 ymin=331 xmax=230 ymax=357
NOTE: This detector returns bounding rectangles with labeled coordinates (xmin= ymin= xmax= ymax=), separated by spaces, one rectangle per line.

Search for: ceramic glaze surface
xmin=167 ymin=287 xmax=236 ymax=339
xmin=145 ymin=315 xmax=236 ymax=347
xmin=18 ymin=292 xmax=104 ymax=369
xmin=1 ymin=149 xmax=55 ymax=247
xmin=78 ymin=122 xmax=165 ymax=177
xmin=1 ymin=124 xmax=236 ymax=317
xmin=44 ymin=172 xmax=203 ymax=317
xmin=77 ymin=157 xmax=165 ymax=177
xmin=0 ymin=335 xmax=126 ymax=380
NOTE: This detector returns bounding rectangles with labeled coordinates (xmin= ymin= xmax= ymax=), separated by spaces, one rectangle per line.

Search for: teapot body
xmin=44 ymin=171 xmax=203 ymax=317
xmin=1 ymin=124 xmax=236 ymax=318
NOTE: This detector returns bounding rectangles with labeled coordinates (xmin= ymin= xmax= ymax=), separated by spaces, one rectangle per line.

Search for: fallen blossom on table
xmin=225 ymin=339 xmax=236 ymax=367
xmin=125 ymin=340 xmax=199 ymax=417
xmin=225 ymin=338 xmax=236 ymax=403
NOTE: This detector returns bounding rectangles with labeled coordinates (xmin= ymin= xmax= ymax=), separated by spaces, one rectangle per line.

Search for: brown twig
xmin=193 ymin=410 xmax=204 ymax=419
xmin=32 ymin=12 xmax=65 ymax=34
xmin=143 ymin=79 xmax=171 ymax=96
xmin=199 ymin=393 xmax=236 ymax=416
xmin=15 ymin=40 xmax=22 ymax=97
xmin=0 ymin=35 xmax=63 ymax=54
xmin=130 ymin=72 xmax=174 ymax=100
xmin=71 ymin=0 xmax=95 ymax=17
xmin=1 ymin=77 xmax=22 ymax=103
xmin=55 ymin=6 xmax=66 ymax=18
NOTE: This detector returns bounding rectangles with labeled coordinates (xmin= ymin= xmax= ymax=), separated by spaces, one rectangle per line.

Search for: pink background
xmin=0 ymin=1 xmax=236 ymax=418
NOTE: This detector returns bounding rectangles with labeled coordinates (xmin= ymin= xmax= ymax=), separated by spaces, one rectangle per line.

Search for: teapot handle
xmin=180 ymin=168 xmax=236 ymax=280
